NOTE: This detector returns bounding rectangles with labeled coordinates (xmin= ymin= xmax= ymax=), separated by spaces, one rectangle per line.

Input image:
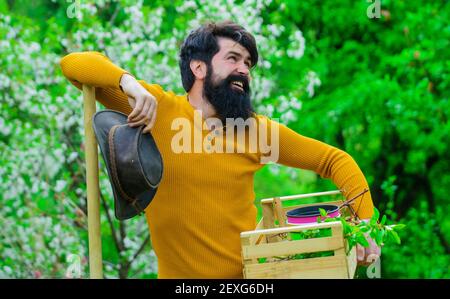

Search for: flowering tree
xmin=0 ymin=0 xmax=310 ymax=278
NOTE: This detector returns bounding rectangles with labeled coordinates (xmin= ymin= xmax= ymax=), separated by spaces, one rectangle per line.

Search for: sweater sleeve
xmin=260 ymin=116 xmax=374 ymax=219
xmin=59 ymin=51 xmax=165 ymax=115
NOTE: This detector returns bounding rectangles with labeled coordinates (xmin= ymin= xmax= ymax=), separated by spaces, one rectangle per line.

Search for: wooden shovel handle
xmin=83 ymin=85 xmax=103 ymax=279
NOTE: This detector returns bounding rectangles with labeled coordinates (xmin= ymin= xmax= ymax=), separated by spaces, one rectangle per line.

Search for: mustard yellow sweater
xmin=60 ymin=51 xmax=374 ymax=278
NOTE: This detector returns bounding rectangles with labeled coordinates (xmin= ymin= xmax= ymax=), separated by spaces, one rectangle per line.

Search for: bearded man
xmin=60 ymin=21 xmax=380 ymax=278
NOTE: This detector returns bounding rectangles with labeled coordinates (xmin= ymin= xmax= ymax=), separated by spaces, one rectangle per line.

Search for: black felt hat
xmin=92 ymin=109 xmax=163 ymax=220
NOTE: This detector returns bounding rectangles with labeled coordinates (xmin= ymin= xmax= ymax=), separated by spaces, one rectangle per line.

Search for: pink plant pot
xmin=286 ymin=204 xmax=340 ymax=225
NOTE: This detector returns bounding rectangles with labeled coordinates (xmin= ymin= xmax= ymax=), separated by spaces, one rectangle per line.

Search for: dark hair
xmin=179 ymin=21 xmax=258 ymax=92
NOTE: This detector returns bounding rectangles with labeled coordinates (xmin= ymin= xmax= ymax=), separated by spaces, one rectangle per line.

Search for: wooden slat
xmin=331 ymin=225 xmax=344 ymax=246
xmin=241 ymin=221 xmax=341 ymax=238
xmin=261 ymin=201 xmax=281 ymax=243
xmin=243 ymin=255 xmax=349 ymax=279
xmin=242 ymin=236 xmax=343 ymax=260
xmin=249 ymin=218 xmax=264 ymax=245
xmin=240 ymin=233 xmax=255 ymax=266
xmin=273 ymin=197 xmax=286 ymax=226
xmin=346 ymin=244 xmax=358 ymax=278
xmin=273 ymin=197 xmax=291 ymax=241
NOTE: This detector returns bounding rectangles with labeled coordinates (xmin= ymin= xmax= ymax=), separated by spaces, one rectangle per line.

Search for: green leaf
xmin=392 ymin=224 xmax=406 ymax=231
xmin=345 ymin=224 xmax=354 ymax=235
xmin=360 ymin=226 xmax=371 ymax=233
xmin=347 ymin=242 xmax=356 ymax=253
xmin=375 ymin=230 xmax=384 ymax=246
xmin=319 ymin=208 xmax=328 ymax=217
xmin=356 ymin=234 xmax=370 ymax=247
xmin=370 ymin=207 xmax=380 ymax=225
xmin=340 ymin=219 xmax=352 ymax=235
xmin=0 ymin=0 xmax=9 ymax=14
xmin=390 ymin=230 xmax=401 ymax=244
xmin=380 ymin=215 xmax=387 ymax=225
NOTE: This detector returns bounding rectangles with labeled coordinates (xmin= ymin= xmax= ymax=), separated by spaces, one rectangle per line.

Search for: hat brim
xmin=92 ymin=110 xmax=156 ymax=220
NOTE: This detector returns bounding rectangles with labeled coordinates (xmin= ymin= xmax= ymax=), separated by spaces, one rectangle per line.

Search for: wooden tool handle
xmin=83 ymin=85 xmax=103 ymax=279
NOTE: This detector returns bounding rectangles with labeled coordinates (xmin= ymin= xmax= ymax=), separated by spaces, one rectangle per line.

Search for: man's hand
xmin=120 ymin=74 xmax=157 ymax=133
xmin=356 ymin=219 xmax=382 ymax=266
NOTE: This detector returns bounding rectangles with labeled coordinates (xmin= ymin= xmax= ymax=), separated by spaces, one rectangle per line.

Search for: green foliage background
xmin=0 ymin=0 xmax=448 ymax=278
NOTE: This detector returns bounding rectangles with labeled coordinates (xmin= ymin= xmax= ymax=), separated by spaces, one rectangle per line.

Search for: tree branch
xmin=109 ymin=2 xmax=121 ymax=27
xmin=125 ymin=235 xmax=150 ymax=269
xmin=99 ymin=191 xmax=123 ymax=252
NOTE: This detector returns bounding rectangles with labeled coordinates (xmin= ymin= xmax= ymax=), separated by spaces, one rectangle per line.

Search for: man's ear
xmin=190 ymin=60 xmax=207 ymax=80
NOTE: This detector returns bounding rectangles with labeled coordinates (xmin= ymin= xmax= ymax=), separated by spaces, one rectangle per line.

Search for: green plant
xmin=262 ymin=207 xmax=405 ymax=264
xmin=317 ymin=207 xmax=406 ymax=253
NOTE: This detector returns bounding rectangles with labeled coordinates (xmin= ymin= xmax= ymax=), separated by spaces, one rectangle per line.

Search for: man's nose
xmin=237 ymin=62 xmax=250 ymax=76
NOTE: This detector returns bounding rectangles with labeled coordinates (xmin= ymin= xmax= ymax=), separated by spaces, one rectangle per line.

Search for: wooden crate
xmin=241 ymin=190 xmax=357 ymax=279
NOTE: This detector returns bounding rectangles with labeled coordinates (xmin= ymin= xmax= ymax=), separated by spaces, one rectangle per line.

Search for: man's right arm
xmin=60 ymin=51 xmax=161 ymax=132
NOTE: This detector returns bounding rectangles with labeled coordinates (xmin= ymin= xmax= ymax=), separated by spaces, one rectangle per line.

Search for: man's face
xmin=202 ymin=37 xmax=254 ymax=121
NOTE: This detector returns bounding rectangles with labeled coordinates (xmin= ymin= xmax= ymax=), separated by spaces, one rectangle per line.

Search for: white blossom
xmin=306 ymin=71 xmax=322 ymax=98
xmin=287 ymin=30 xmax=306 ymax=59
xmin=55 ymin=180 xmax=67 ymax=192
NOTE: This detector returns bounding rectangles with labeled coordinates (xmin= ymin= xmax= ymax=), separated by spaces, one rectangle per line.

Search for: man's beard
xmin=202 ymin=65 xmax=254 ymax=122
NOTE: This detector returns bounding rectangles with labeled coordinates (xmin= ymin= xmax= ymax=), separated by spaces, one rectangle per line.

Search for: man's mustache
xmin=223 ymin=74 xmax=250 ymax=93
